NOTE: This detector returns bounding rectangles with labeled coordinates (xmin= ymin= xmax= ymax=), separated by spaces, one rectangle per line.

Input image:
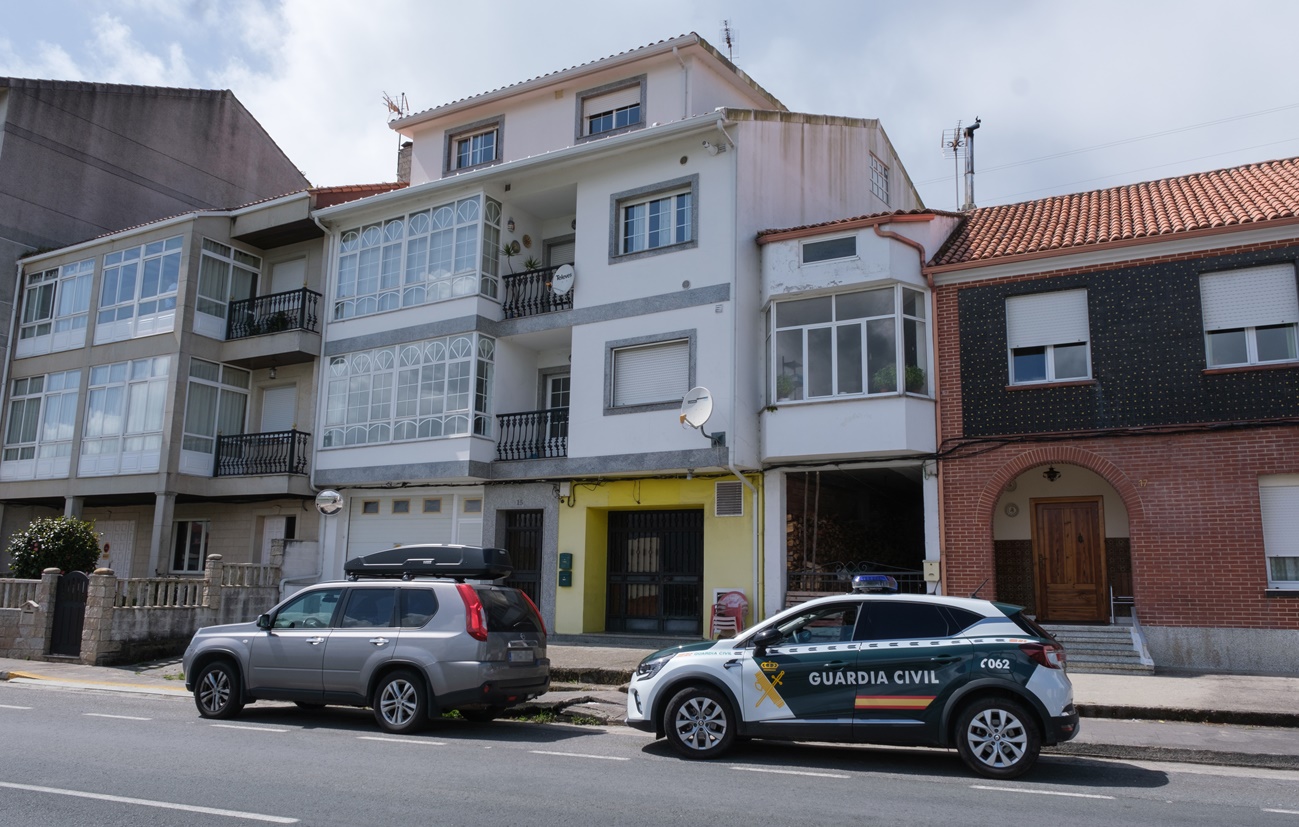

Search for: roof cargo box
xmin=344 ymin=544 xmax=513 ymax=580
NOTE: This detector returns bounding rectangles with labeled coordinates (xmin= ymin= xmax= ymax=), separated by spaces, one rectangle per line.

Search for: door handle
xmin=723 ymin=659 xmax=741 ymax=670
xmin=930 ymin=656 xmax=959 ymax=664
xmin=307 ymin=637 xmax=325 ymax=646
xmin=822 ymin=660 xmax=849 ymax=667
xmin=369 ymin=637 xmax=390 ymax=646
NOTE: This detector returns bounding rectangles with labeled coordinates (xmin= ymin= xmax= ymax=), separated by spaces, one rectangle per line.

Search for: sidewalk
xmin=4 ymin=644 xmax=1299 ymax=770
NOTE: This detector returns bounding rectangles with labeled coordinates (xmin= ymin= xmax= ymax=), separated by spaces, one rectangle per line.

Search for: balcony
xmin=214 ymin=430 xmax=310 ymax=477
xmin=496 ymin=409 xmax=568 ymax=460
xmin=502 ymin=266 xmax=573 ymax=320
xmin=226 ymin=288 xmax=321 ymax=340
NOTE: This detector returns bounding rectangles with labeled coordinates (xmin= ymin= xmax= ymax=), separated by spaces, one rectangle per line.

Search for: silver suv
xmin=182 ymin=545 xmax=549 ymax=734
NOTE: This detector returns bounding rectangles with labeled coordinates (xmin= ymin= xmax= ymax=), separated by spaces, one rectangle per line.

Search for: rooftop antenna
xmin=382 ymin=91 xmax=409 ymax=122
xmin=720 ymin=19 xmax=737 ymax=62
xmin=941 ymin=121 xmax=967 ymax=211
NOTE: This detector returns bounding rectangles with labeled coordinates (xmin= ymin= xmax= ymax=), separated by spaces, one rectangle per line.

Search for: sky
xmin=3 ymin=0 xmax=1298 ymax=211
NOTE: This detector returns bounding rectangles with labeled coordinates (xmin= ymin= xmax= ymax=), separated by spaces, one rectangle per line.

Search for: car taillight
xmin=456 ymin=583 xmax=489 ymax=641
xmin=520 ymin=591 xmax=546 ymax=635
xmin=1020 ymin=641 xmax=1066 ymax=670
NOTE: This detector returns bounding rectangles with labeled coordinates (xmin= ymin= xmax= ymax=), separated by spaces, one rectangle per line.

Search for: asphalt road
xmin=3 ymin=681 xmax=1298 ymax=827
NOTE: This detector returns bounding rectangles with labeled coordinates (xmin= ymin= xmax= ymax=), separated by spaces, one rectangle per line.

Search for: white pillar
xmin=761 ymin=468 xmax=787 ymax=619
xmin=922 ymin=465 xmax=941 ymax=595
xmin=145 ymin=493 xmax=176 ymax=576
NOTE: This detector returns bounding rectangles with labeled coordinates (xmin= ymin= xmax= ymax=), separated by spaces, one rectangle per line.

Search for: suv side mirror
xmin=752 ymin=626 xmax=781 ymax=657
xmin=256 ymin=613 xmax=273 ymax=631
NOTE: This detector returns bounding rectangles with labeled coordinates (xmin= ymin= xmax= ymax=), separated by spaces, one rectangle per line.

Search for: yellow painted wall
xmin=553 ymin=474 xmax=762 ymax=635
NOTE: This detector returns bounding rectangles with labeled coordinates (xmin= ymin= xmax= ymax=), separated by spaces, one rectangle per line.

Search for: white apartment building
xmin=309 ymin=34 xmax=921 ymax=636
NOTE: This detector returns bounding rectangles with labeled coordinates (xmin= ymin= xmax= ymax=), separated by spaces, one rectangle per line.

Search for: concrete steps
xmin=1042 ymin=624 xmax=1154 ymax=675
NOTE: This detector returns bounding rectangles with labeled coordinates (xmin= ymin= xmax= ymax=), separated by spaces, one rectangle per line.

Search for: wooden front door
xmin=1032 ymin=497 xmax=1107 ymax=622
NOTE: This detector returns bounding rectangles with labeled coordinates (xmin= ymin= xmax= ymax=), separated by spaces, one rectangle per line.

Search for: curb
xmin=1076 ymin=703 xmax=1299 ymax=729
xmin=550 ymin=667 xmax=632 ymax=686
xmin=1047 ymin=742 xmax=1299 ymax=771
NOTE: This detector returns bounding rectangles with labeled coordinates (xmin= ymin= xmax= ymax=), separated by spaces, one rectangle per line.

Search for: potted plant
xmin=522 ymin=255 xmax=543 ymax=272
xmin=775 ymin=374 xmax=797 ymax=401
xmin=500 ymin=240 xmax=521 ymax=274
xmin=904 ymin=365 xmax=927 ymax=394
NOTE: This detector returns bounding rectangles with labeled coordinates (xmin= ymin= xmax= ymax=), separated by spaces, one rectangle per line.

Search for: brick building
xmin=929 ymin=158 xmax=1299 ymax=673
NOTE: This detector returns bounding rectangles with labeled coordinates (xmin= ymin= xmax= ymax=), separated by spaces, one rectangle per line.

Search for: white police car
xmin=626 ymin=576 xmax=1078 ymax=778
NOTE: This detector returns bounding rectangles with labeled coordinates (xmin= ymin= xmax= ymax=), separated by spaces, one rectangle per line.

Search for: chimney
xmin=396 ymin=141 xmax=413 ymax=184
xmin=962 ymin=118 xmax=981 ymax=212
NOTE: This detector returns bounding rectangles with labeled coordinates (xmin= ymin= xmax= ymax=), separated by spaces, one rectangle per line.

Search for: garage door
xmin=344 ymin=489 xmax=484 ymax=557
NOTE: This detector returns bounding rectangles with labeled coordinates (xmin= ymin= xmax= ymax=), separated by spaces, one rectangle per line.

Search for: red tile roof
xmin=930 ymin=156 xmax=1299 ymax=268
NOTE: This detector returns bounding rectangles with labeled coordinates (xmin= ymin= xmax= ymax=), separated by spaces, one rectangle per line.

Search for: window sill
xmin=442 ymin=158 xmax=501 ymax=177
xmin=577 ymin=122 xmax=644 ymax=144
xmin=1005 ymin=379 xmax=1097 ymax=392
xmin=768 ymin=391 xmax=932 ymax=407
xmin=1264 ymin=588 xmax=1299 ymax=598
xmin=609 ymin=238 xmax=698 ymax=264
xmin=1202 ymin=361 xmax=1299 ymax=376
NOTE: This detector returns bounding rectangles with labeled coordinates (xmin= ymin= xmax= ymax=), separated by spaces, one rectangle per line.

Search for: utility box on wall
xmin=923 ymin=560 xmax=941 ymax=582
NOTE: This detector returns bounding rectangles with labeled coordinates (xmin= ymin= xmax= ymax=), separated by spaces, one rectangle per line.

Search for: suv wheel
xmin=664 ymin=686 xmax=735 ymax=759
xmin=955 ymin=697 xmax=1040 ymax=779
xmin=373 ymin=670 xmax=428 ymax=734
xmin=194 ymin=661 xmax=244 ymax=720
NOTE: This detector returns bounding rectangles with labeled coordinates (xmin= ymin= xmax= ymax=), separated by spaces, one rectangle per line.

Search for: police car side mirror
xmin=752 ymin=627 xmax=781 ymax=657
xmin=256 ymin=614 xmax=273 ymax=631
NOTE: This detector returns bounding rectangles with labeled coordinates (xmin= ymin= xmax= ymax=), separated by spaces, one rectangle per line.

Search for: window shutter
xmin=546 ymin=240 xmax=575 ymax=267
xmin=1200 ymin=264 xmax=1299 ymax=330
xmin=1006 ymin=289 xmax=1089 ymax=349
xmin=583 ymin=85 xmax=640 ymax=119
xmin=613 ymin=340 xmax=689 ymax=406
xmin=715 ymin=481 xmax=744 ymax=517
xmin=1260 ymin=482 xmax=1299 ymax=558
xmin=261 ymin=386 xmax=296 ymax=432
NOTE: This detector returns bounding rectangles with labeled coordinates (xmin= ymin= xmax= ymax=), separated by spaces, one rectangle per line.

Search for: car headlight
xmin=635 ymin=653 xmax=675 ymax=680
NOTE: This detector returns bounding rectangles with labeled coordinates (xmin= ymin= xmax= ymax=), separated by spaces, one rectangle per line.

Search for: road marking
xmin=0 ymin=704 xmax=32 ymax=710
xmin=0 ymin=781 xmax=297 ymax=823
xmin=731 ymin=767 xmax=851 ymax=779
xmin=84 ymin=713 xmax=151 ymax=721
xmin=358 ymin=736 xmax=447 ymax=745
xmin=209 ymin=724 xmax=289 ymax=733
xmin=529 ymin=750 xmax=630 ymax=761
xmin=1263 ymin=809 xmax=1299 ymax=815
xmin=971 ymin=785 xmax=1114 ymax=800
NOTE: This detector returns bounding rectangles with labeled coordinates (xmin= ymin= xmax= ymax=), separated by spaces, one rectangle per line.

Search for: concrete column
xmin=145 ymin=492 xmax=176 ymax=576
xmin=202 ymin=554 xmax=224 ymax=609
xmin=922 ymin=464 xmax=942 ymax=596
xmin=82 ymin=568 xmax=119 ymax=665
xmin=63 ymin=496 xmax=84 ymax=519
xmin=761 ymin=469 xmax=787 ymax=619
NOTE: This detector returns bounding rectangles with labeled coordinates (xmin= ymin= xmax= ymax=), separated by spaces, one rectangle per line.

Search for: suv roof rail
xmin=343 ymin=544 xmax=513 ymax=582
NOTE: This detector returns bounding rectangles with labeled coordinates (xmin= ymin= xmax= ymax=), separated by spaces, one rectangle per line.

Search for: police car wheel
xmin=955 ymin=697 xmax=1041 ymax=779
xmin=664 ymin=686 xmax=735 ymax=759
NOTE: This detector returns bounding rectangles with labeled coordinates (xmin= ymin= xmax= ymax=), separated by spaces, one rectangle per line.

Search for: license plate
xmin=508 ymin=650 xmax=534 ymax=663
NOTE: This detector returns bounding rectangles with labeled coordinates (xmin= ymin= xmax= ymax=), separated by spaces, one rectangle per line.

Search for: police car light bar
xmin=852 ymin=574 xmax=899 ymax=594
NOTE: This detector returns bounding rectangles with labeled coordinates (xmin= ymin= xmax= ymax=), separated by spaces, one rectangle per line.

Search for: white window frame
xmin=771 ymin=285 xmax=929 ymax=402
xmin=1200 ymin=264 xmax=1299 ymax=368
xmin=322 ymin=333 xmax=495 ymax=448
xmin=576 ymin=76 xmax=645 ymax=141
xmin=171 ymin=520 xmax=210 ymax=574
xmin=78 ymin=356 xmax=171 ymax=477
xmin=334 ymin=195 xmax=502 ymax=320
xmin=445 ymin=116 xmax=502 ymax=174
xmin=196 ymin=238 xmax=261 ymax=339
xmin=17 ymin=259 xmax=94 ymax=357
xmin=609 ymin=176 xmax=699 ymax=263
xmin=870 ymin=155 xmax=890 ymax=204
xmin=95 ymin=235 xmax=183 ymax=344
xmin=1006 ymin=289 xmax=1092 ymax=385
xmin=1260 ymin=476 xmax=1299 ymax=590
xmin=180 ymin=358 xmax=250 ymax=476
xmin=1 ymin=370 xmax=80 ymax=480
xmin=606 ymin=334 xmax=694 ymax=412
xmin=801 ymin=235 xmax=858 ymax=265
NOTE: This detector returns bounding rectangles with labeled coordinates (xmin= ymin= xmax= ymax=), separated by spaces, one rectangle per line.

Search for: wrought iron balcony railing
xmin=226 ymin=288 xmax=321 ymax=340
xmin=214 ymin=430 xmax=310 ymax=476
xmin=496 ymin=408 xmax=568 ymax=460
xmin=501 ymin=266 xmax=573 ymax=320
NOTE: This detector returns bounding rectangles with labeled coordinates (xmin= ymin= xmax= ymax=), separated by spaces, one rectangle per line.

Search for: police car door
xmin=741 ymin=602 xmax=862 ymax=739
xmin=852 ymin=600 xmax=973 ymax=744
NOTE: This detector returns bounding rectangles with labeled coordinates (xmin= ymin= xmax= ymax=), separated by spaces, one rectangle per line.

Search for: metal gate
xmin=503 ymin=510 xmax=543 ymax=611
xmin=51 ymin=571 xmax=89 ymax=657
xmin=607 ymin=510 xmax=703 ymax=635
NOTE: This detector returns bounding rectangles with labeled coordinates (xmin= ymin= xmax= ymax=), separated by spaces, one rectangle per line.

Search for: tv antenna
xmin=382 ymin=91 xmax=409 ymax=122
xmin=941 ymin=117 xmax=981 ymax=211
xmin=720 ymin=20 xmax=737 ymax=62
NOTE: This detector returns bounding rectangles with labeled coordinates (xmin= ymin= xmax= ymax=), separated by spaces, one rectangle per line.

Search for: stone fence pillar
xmin=203 ymin=554 xmax=224 ymax=609
xmin=34 ymin=568 xmax=59 ymax=655
xmin=83 ymin=568 xmax=119 ymax=665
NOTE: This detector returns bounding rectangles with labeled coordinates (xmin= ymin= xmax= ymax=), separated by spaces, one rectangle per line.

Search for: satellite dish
xmin=551 ymin=264 xmax=575 ymax=296
xmin=679 ymin=387 xmax=714 ymax=429
xmin=315 ymin=489 xmax=344 ymax=516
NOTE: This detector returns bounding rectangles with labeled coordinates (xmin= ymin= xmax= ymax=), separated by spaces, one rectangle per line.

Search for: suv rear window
xmin=476 ymin=587 xmax=543 ymax=633
xmin=997 ymin=604 xmax=1056 ymax=640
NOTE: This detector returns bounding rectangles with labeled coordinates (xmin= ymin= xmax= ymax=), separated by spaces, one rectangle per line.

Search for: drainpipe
xmin=672 ymin=46 xmax=689 ymax=119
xmin=872 ymin=223 xmax=943 ymax=594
